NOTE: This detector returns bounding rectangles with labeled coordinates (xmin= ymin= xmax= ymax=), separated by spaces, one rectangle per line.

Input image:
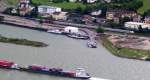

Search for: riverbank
xmin=0 ymin=22 xmax=47 ymax=31
xmin=99 ymin=34 xmax=150 ymax=61
xmin=0 ymin=35 xmax=48 ymax=47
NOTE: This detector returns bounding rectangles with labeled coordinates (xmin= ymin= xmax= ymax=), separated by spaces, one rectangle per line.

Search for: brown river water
xmin=0 ymin=24 xmax=150 ymax=80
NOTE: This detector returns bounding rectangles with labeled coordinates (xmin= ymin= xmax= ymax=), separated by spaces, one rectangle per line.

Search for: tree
xmin=143 ymin=10 xmax=150 ymax=17
xmin=112 ymin=0 xmax=133 ymax=3
xmin=138 ymin=25 xmax=143 ymax=32
xmin=99 ymin=7 xmax=107 ymax=17
xmin=75 ymin=6 xmax=83 ymax=13
xmin=29 ymin=5 xmax=38 ymax=18
xmin=108 ymin=21 xmax=121 ymax=28
xmin=3 ymin=7 xmax=13 ymax=14
xmin=120 ymin=16 xmax=132 ymax=25
xmin=96 ymin=27 xmax=104 ymax=33
xmin=108 ymin=0 xmax=143 ymax=11
xmin=0 ymin=16 xmax=4 ymax=21
xmin=52 ymin=0 xmax=64 ymax=3
xmin=124 ymin=0 xmax=143 ymax=10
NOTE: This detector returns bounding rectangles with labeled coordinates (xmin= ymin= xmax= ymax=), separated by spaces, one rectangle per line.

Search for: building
xmin=82 ymin=15 xmax=95 ymax=25
xmin=64 ymin=27 xmax=79 ymax=33
xmin=124 ymin=22 xmax=150 ymax=30
xmin=91 ymin=10 xmax=102 ymax=16
xmin=87 ymin=0 xmax=97 ymax=3
xmin=19 ymin=0 xmax=30 ymax=9
xmin=38 ymin=5 xmax=61 ymax=16
xmin=132 ymin=15 xmax=141 ymax=22
xmin=104 ymin=0 xmax=111 ymax=3
xmin=69 ymin=0 xmax=77 ymax=2
xmin=69 ymin=0 xmax=97 ymax=3
xmin=144 ymin=16 xmax=150 ymax=24
xmin=19 ymin=0 xmax=30 ymax=4
xmin=106 ymin=10 xmax=137 ymax=20
xmin=100 ymin=0 xmax=111 ymax=3
xmin=106 ymin=10 xmax=139 ymax=23
xmin=18 ymin=0 xmax=34 ymax=16
xmin=51 ymin=12 xmax=67 ymax=20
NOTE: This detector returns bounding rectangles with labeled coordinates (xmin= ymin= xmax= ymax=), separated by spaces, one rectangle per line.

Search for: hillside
xmin=31 ymin=0 xmax=86 ymax=10
xmin=0 ymin=0 xmax=9 ymax=12
xmin=138 ymin=0 xmax=150 ymax=14
xmin=5 ymin=0 xmax=19 ymax=5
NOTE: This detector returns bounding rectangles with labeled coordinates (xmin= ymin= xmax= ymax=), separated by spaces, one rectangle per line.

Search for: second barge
xmin=0 ymin=60 xmax=90 ymax=79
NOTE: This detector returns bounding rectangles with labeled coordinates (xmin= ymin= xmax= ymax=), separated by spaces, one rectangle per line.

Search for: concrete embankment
xmin=0 ymin=21 xmax=47 ymax=31
xmin=0 ymin=13 xmax=50 ymax=31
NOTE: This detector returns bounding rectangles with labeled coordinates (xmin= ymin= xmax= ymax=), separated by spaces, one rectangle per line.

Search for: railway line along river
xmin=0 ymin=24 xmax=150 ymax=80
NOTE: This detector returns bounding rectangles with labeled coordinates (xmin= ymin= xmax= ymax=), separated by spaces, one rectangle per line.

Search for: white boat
xmin=87 ymin=40 xmax=97 ymax=48
xmin=47 ymin=29 xmax=62 ymax=34
xmin=89 ymin=77 xmax=111 ymax=80
xmin=67 ymin=33 xmax=89 ymax=40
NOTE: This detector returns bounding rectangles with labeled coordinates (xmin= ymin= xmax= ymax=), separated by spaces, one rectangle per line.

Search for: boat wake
xmin=89 ymin=77 xmax=111 ymax=80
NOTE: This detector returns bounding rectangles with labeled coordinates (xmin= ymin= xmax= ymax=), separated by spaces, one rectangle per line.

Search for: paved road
xmin=0 ymin=13 xmax=133 ymax=34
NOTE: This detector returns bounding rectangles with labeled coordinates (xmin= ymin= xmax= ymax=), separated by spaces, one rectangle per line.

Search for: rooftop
xmin=38 ymin=5 xmax=61 ymax=9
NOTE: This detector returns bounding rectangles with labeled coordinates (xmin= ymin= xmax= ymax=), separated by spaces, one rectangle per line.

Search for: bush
xmin=0 ymin=16 xmax=4 ymax=21
xmin=96 ymin=27 xmax=104 ymax=33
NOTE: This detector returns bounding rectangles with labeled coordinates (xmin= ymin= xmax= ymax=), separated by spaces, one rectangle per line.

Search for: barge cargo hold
xmin=0 ymin=60 xmax=19 ymax=69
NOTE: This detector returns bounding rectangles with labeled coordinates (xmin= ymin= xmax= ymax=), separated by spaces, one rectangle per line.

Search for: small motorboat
xmin=47 ymin=29 xmax=62 ymax=34
xmin=87 ymin=40 xmax=97 ymax=48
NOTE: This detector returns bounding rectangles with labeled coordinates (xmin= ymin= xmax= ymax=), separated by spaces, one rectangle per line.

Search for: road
xmin=53 ymin=21 xmax=133 ymax=34
xmin=0 ymin=13 xmax=133 ymax=34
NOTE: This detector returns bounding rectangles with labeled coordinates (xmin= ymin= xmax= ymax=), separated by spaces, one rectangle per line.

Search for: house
xmin=87 ymin=0 xmax=97 ymax=3
xmin=69 ymin=0 xmax=97 ymax=3
xmin=82 ymin=15 xmax=95 ymax=24
xmin=69 ymin=0 xmax=77 ymax=2
xmin=91 ymin=10 xmax=102 ymax=16
xmin=20 ymin=0 xmax=30 ymax=3
xmin=144 ymin=16 xmax=150 ymax=24
xmin=106 ymin=9 xmax=139 ymax=23
xmin=64 ymin=27 xmax=79 ymax=33
xmin=51 ymin=12 xmax=68 ymax=20
xmin=19 ymin=0 xmax=30 ymax=9
xmin=18 ymin=0 xmax=34 ymax=16
xmin=124 ymin=22 xmax=150 ymax=30
xmin=67 ymin=15 xmax=84 ymax=24
xmin=132 ymin=15 xmax=141 ymax=22
xmin=38 ymin=5 xmax=61 ymax=16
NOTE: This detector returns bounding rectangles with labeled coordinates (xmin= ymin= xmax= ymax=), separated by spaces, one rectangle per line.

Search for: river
xmin=0 ymin=24 xmax=150 ymax=80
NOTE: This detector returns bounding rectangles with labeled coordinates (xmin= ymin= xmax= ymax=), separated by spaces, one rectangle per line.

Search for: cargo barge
xmin=0 ymin=60 xmax=19 ymax=69
xmin=0 ymin=60 xmax=90 ymax=79
xmin=67 ymin=33 xmax=89 ymax=40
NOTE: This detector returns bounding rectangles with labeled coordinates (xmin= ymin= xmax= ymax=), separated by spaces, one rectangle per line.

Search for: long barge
xmin=0 ymin=60 xmax=90 ymax=79
xmin=66 ymin=33 xmax=89 ymax=40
